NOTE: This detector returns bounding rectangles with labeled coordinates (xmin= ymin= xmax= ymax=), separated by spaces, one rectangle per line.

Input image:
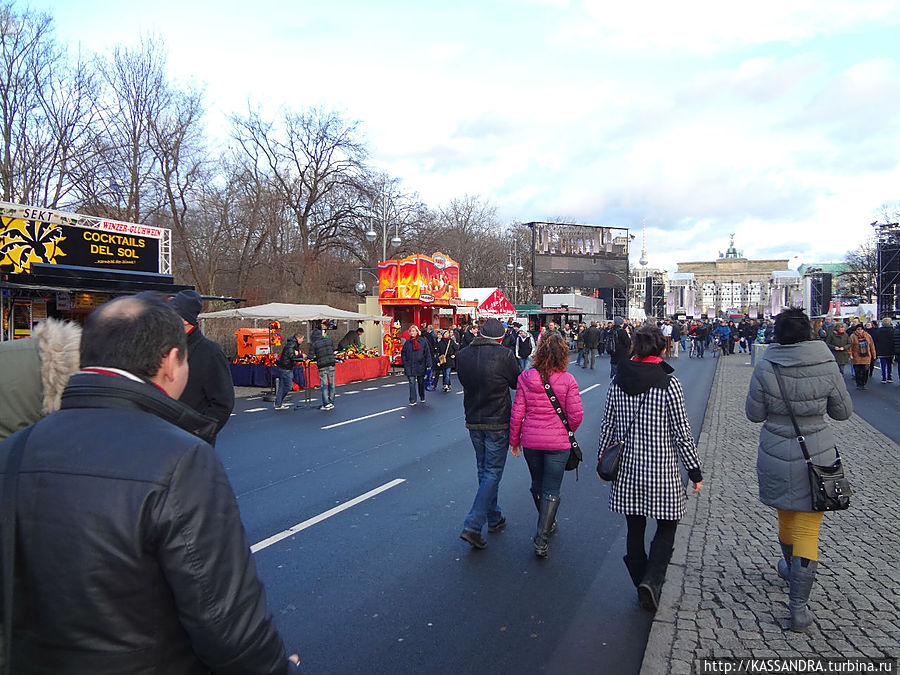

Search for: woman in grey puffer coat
xmin=745 ymin=308 xmax=852 ymax=632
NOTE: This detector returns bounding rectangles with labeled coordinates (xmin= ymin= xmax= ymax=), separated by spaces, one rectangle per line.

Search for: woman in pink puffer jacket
xmin=509 ymin=333 xmax=583 ymax=558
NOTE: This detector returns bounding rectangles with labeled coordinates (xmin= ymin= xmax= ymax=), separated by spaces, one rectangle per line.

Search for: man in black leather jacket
xmin=169 ymin=290 xmax=235 ymax=441
xmin=455 ymin=318 xmax=520 ymax=550
xmin=0 ymin=293 xmax=297 ymax=674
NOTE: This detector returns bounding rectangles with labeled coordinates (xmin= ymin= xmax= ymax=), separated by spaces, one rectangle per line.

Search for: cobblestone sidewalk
xmin=641 ymin=355 xmax=900 ymax=674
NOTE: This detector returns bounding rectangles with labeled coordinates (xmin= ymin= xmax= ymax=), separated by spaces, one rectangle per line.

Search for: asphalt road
xmin=215 ymin=352 xmax=719 ymax=674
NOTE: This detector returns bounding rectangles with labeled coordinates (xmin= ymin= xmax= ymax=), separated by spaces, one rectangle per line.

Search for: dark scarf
xmin=410 ymin=337 xmax=421 ymax=351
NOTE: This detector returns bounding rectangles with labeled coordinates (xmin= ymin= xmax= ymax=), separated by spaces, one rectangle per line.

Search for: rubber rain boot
xmin=788 ymin=557 xmax=817 ymax=632
xmin=777 ymin=541 xmax=792 ymax=581
xmin=533 ymin=494 xmax=560 ymax=558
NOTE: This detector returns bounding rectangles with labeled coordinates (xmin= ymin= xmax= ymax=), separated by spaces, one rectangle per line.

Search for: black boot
xmin=777 ymin=541 xmax=792 ymax=581
xmin=638 ymin=538 xmax=674 ymax=611
xmin=533 ymin=494 xmax=560 ymax=558
xmin=623 ymin=554 xmax=647 ymax=588
xmin=530 ymin=489 xmax=557 ymax=535
xmin=788 ymin=557 xmax=817 ymax=632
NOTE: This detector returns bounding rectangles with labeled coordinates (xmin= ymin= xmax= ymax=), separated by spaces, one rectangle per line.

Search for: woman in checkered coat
xmin=597 ymin=325 xmax=703 ymax=612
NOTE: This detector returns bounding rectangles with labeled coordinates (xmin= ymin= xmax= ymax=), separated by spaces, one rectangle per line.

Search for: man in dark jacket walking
xmin=455 ymin=318 xmax=520 ymax=549
xmin=582 ymin=321 xmax=602 ymax=369
xmin=310 ymin=326 xmax=337 ymax=410
xmin=0 ymin=293 xmax=298 ymax=673
xmin=169 ymin=290 xmax=235 ymax=443
xmin=609 ymin=316 xmax=632 ymax=379
xmin=274 ymin=332 xmax=305 ymax=410
xmin=873 ymin=317 xmax=895 ymax=383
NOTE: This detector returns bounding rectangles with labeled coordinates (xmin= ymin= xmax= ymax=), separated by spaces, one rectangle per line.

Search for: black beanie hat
xmin=169 ymin=290 xmax=203 ymax=325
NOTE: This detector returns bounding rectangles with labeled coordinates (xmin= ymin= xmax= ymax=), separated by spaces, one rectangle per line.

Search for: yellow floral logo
xmin=0 ymin=216 xmax=67 ymax=273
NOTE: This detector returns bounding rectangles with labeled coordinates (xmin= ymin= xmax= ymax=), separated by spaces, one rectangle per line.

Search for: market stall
xmin=377 ymin=252 xmax=477 ymax=362
xmin=199 ymin=302 xmax=392 ymax=388
xmin=458 ymin=287 xmax=516 ymax=321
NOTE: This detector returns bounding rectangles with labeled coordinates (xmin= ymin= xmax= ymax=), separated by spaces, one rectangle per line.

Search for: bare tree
xmin=148 ymin=82 xmax=208 ymax=288
xmin=231 ymin=105 xmax=367 ymax=291
xmin=86 ymin=35 xmax=169 ymax=222
xmin=0 ymin=3 xmax=58 ymax=202
xmin=838 ymin=236 xmax=878 ymax=303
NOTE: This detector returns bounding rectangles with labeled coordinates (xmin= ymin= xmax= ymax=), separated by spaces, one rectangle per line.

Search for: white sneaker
xmin=325 ymin=403 xmax=335 ymax=410
xmin=275 ymin=404 xmax=290 ymax=410
xmin=409 ymin=401 xmax=417 ymax=406
xmin=319 ymin=405 xmax=328 ymax=410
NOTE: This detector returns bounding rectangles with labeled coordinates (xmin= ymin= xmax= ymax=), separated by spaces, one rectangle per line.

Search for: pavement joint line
xmin=244 ymin=407 xmax=267 ymax=413
xmin=579 ymin=383 xmax=602 ymax=395
xmin=320 ymin=407 xmax=407 ymax=430
xmin=249 ymin=478 xmax=407 ymax=553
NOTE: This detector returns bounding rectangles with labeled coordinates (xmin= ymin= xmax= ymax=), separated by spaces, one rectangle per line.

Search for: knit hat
xmin=480 ymin=318 xmax=506 ymax=339
xmin=613 ymin=316 xmax=624 ymax=326
xmin=169 ymin=290 xmax=203 ymax=325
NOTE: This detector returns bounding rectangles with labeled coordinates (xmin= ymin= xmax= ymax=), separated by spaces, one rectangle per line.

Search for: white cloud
xmin=557 ymin=0 xmax=900 ymax=54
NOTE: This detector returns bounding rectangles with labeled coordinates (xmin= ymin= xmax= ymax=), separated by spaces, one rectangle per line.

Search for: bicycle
xmin=689 ymin=336 xmax=703 ymax=358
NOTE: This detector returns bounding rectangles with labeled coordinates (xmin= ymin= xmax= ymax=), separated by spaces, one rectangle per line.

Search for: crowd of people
xmin=1 ymin=293 xmax=896 ymax=668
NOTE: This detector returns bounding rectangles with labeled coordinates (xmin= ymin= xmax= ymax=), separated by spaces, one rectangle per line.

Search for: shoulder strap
xmin=2 ymin=425 xmax=34 ymax=675
xmin=622 ymin=392 xmax=647 ymax=439
xmin=770 ymin=363 xmax=812 ymax=465
xmin=540 ymin=374 xmax=578 ymax=452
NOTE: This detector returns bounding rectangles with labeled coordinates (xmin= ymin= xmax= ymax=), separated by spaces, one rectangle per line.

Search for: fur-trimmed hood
xmin=0 ymin=318 xmax=81 ymax=439
xmin=33 ymin=318 xmax=82 ymax=415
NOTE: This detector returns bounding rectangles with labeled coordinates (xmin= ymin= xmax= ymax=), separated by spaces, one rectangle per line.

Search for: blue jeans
xmin=463 ymin=429 xmax=509 ymax=533
xmin=680 ymin=335 xmax=687 ymax=351
xmin=274 ymin=367 xmax=294 ymax=407
xmin=523 ymin=448 xmax=568 ymax=498
xmin=319 ymin=366 xmax=335 ymax=406
xmin=610 ymin=361 xmax=619 ymax=379
xmin=575 ymin=348 xmax=585 ymax=366
xmin=879 ymin=357 xmax=893 ymax=381
xmin=517 ymin=357 xmax=530 ymax=371
xmin=425 ymin=367 xmax=434 ymax=391
xmin=441 ymin=366 xmax=452 ymax=387
xmin=408 ymin=375 xmax=425 ymax=402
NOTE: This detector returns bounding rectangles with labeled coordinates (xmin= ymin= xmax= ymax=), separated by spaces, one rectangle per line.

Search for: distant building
xmin=675 ymin=235 xmax=798 ymax=318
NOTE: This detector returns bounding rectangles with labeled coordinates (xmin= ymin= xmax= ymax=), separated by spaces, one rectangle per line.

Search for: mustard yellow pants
xmin=777 ymin=509 xmax=824 ymax=561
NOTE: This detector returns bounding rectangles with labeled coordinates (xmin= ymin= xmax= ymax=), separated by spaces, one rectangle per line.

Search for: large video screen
xmin=528 ymin=222 xmax=629 ymax=288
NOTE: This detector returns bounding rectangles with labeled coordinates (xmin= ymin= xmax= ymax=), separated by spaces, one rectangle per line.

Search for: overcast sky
xmin=35 ymin=0 xmax=900 ymax=272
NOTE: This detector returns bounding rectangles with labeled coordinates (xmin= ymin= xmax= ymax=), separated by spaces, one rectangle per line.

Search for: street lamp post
xmin=365 ymin=216 xmax=401 ymax=262
xmin=355 ymin=267 xmax=379 ymax=296
xmin=505 ymin=239 xmax=524 ymax=304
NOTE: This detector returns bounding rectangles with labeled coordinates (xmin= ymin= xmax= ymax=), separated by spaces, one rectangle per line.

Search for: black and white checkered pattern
xmin=597 ymin=377 xmax=701 ymax=521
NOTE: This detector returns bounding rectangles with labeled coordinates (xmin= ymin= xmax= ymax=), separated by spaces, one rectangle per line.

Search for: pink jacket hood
xmin=509 ymin=368 xmax=583 ymax=451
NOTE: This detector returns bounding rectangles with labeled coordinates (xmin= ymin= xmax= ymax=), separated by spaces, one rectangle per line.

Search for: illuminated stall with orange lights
xmin=378 ymin=252 xmax=477 ymax=361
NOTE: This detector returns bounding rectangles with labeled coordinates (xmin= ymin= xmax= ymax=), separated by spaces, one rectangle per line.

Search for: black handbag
xmin=771 ymin=363 xmax=851 ymax=512
xmin=539 ymin=375 xmax=581 ymax=474
xmin=597 ymin=394 xmax=646 ymax=481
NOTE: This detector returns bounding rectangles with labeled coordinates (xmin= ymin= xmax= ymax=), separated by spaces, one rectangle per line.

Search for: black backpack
xmin=604 ymin=329 xmax=618 ymax=355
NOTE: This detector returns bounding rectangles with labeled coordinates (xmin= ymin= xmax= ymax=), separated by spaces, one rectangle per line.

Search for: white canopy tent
xmin=198 ymin=302 xmax=391 ymax=323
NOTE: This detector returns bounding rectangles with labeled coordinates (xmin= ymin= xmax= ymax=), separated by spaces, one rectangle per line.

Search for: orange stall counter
xmin=235 ymin=328 xmax=271 ymax=358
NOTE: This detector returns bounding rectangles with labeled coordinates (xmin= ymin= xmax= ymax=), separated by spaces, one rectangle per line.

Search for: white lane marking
xmin=245 ymin=407 xmax=267 ymax=412
xmin=250 ymin=478 xmax=406 ymax=553
xmin=320 ymin=407 xmax=406 ymax=430
xmin=363 ymin=387 xmax=378 ymax=391
xmin=579 ymin=384 xmax=602 ymax=395
xmin=343 ymin=390 xmax=360 ymax=395
xmin=456 ymin=391 xmax=464 ymax=395
xmin=381 ymin=383 xmax=397 ymax=387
